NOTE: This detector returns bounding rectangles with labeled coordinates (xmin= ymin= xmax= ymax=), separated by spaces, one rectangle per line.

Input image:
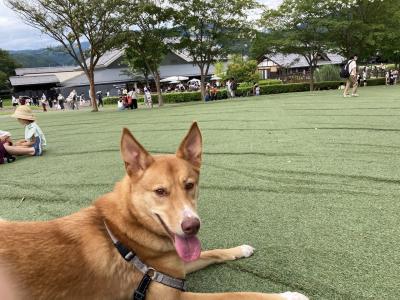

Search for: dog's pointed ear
xmin=176 ymin=122 xmax=202 ymax=169
xmin=121 ymin=128 xmax=154 ymax=177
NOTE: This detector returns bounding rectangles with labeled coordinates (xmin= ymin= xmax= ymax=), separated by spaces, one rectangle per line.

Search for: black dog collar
xmin=104 ymin=222 xmax=187 ymax=300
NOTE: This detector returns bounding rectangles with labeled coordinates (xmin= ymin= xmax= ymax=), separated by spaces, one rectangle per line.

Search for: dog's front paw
xmin=240 ymin=245 xmax=255 ymax=258
xmin=280 ymin=292 xmax=309 ymax=300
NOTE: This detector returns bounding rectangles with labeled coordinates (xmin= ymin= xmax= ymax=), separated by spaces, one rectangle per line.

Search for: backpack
xmin=340 ymin=60 xmax=352 ymax=78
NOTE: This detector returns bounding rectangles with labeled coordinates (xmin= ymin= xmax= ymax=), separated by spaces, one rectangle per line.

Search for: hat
xmin=11 ymin=105 xmax=36 ymax=121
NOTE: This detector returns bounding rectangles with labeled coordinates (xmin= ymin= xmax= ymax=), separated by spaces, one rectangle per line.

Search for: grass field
xmin=1 ymin=85 xmax=400 ymax=299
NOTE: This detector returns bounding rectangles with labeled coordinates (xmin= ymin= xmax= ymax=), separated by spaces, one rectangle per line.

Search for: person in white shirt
xmin=343 ymin=55 xmax=359 ymax=97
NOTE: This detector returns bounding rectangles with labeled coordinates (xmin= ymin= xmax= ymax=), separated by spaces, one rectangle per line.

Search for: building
xmin=257 ymin=53 xmax=345 ymax=80
xmin=9 ymin=49 xmax=217 ymax=98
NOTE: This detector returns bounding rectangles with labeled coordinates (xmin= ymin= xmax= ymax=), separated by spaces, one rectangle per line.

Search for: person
xmin=362 ymin=68 xmax=367 ymax=87
xmin=68 ymin=90 xmax=77 ymax=110
xmin=12 ymin=95 xmax=18 ymax=108
xmin=57 ymin=93 xmax=65 ymax=110
xmin=0 ymin=97 xmax=3 ymax=110
xmin=4 ymin=106 xmax=46 ymax=157
xmin=127 ymin=89 xmax=138 ymax=110
xmin=226 ymin=79 xmax=232 ymax=98
xmin=343 ymin=55 xmax=359 ymax=98
xmin=254 ymin=83 xmax=260 ymax=96
xmin=32 ymin=95 xmax=39 ymax=106
xmin=144 ymin=87 xmax=152 ymax=108
xmin=230 ymin=78 xmax=237 ymax=98
xmin=18 ymin=96 xmax=26 ymax=106
xmin=0 ymin=131 xmax=16 ymax=164
xmin=211 ymin=85 xmax=218 ymax=100
xmin=97 ymin=91 xmax=104 ymax=107
xmin=41 ymin=93 xmax=48 ymax=112
xmin=117 ymin=98 xmax=125 ymax=111
xmin=106 ymin=91 xmax=110 ymax=97
xmin=205 ymin=84 xmax=211 ymax=101
xmin=131 ymin=88 xmax=138 ymax=109
xmin=389 ymin=70 xmax=394 ymax=85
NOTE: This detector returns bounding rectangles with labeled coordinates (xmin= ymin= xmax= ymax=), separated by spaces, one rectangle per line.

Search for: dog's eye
xmin=185 ymin=182 xmax=194 ymax=190
xmin=154 ymin=188 xmax=168 ymax=197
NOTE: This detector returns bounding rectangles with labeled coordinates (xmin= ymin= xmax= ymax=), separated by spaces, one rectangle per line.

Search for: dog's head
xmin=120 ymin=122 xmax=202 ymax=262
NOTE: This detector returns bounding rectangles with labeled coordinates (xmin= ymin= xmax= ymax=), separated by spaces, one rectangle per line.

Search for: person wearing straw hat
xmin=5 ymin=106 xmax=47 ymax=157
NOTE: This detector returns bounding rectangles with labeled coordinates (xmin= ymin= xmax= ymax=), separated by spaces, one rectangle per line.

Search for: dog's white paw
xmin=280 ymin=292 xmax=309 ymax=300
xmin=240 ymin=245 xmax=255 ymax=258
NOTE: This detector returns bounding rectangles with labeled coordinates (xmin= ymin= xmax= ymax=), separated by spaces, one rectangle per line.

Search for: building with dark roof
xmin=257 ymin=52 xmax=345 ymax=80
xmin=9 ymin=49 xmax=217 ymax=98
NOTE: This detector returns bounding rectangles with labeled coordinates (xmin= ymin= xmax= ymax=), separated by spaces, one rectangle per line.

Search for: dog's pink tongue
xmin=174 ymin=235 xmax=201 ymax=262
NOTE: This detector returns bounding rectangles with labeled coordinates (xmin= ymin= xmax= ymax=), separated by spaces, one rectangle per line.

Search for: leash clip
xmin=146 ymin=267 xmax=157 ymax=280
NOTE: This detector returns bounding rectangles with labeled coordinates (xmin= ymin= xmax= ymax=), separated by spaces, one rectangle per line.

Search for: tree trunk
xmin=154 ymin=71 xmax=163 ymax=107
xmin=309 ymin=66 xmax=315 ymax=91
xmin=87 ymin=70 xmax=98 ymax=112
xmin=200 ymin=67 xmax=206 ymax=101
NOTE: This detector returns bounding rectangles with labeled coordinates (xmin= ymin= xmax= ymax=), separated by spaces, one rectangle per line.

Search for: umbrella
xmin=160 ymin=76 xmax=189 ymax=82
xmin=169 ymin=80 xmax=181 ymax=84
xmin=188 ymin=78 xmax=201 ymax=83
xmin=211 ymin=75 xmax=222 ymax=80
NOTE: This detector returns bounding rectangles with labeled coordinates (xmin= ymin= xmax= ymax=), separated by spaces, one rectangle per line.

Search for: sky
xmin=0 ymin=0 xmax=283 ymax=51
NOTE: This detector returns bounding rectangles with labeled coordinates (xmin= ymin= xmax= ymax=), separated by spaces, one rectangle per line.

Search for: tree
xmin=226 ymin=55 xmax=259 ymax=83
xmin=125 ymin=0 xmax=174 ymax=106
xmin=7 ymin=0 xmax=128 ymax=111
xmin=0 ymin=49 xmax=21 ymax=93
xmin=259 ymin=0 xmax=331 ymax=91
xmin=323 ymin=0 xmax=400 ymax=61
xmin=171 ymin=0 xmax=257 ymax=100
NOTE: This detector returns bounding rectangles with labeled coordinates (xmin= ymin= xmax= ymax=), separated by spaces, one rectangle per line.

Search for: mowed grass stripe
xmin=1 ymin=85 xmax=400 ymax=299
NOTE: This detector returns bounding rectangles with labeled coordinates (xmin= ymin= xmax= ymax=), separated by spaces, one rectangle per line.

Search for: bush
xmin=315 ymin=65 xmax=341 ymax=82
xmin=259 ymin=83 xmax=310 ymax=94
xmin=258 ymin=79 xmax=282 ymax=85
xmin=314 ymin=80 xmax=345 ymax=90
xmin=366 ymin=78 xmax=385 ymax=86
xmin=104 ymin=78 xmax=386 ymax=105
xmin=163 ymin=91 xmax=202 ymax=103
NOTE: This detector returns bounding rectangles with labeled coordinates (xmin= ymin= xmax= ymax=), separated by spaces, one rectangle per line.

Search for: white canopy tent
xmin=160 ymin=76 xmax=189 ymax=83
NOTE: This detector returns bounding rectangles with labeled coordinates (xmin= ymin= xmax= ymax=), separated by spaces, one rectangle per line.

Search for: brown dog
xmin=0 ymin=123 xmax=308 ymax=300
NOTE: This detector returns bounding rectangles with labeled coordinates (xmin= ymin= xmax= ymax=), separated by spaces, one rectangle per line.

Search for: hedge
xmin=104 ymin=91 xmax=202 ymax=105
xmin=103 ymin=78 xmax=386 ymax=105
xmin=258 ymin=79 xmax=283 ymax=85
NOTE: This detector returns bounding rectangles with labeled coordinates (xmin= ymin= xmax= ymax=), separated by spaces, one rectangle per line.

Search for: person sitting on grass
xmin=0 ymin=131 xmax=16 ymax=164
xmin=4 ymin=106 xmax=47 ymax=157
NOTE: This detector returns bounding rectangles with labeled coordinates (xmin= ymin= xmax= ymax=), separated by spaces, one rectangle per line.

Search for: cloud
xmin=0 ymin=0 xmax=283 ymax=51
xmin=0 ymin=0 xmax=61 ymax=50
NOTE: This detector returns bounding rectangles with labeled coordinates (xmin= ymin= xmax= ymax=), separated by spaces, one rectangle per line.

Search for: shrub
xmin=225 ymin=55 xmax=260 ymax=83
xmin=366 ymin=78 xmax=385 ymax=86
xmin=162 ymin=91 xmax=202 ymax=103
xmin=258 ymin=79 xmax=282 ymax=85
xmin=315 ymin=65 xmax=341 ymax=82
xmin=104 ymin=78 xmax=386 ymax=105
xmin=314 ymin=80 xmax=345 ymax=90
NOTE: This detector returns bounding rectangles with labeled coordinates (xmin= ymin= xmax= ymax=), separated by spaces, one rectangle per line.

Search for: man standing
xmin=343 ymin=55 xmax=359 ymax=98
xmin=97 ymin=91 xmax=104 ymax=107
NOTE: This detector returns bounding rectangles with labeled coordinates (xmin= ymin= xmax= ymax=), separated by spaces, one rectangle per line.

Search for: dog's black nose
xmin=181 ymin=217 xmax=200 ymax=236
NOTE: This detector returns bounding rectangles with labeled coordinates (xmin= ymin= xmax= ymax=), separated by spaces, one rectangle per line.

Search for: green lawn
xmin=1 ymin=85 xmax=400 ymax=299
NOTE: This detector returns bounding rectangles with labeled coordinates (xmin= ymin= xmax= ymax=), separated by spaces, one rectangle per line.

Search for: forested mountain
xmin=9 ymin=42 xmax=89 ymax=68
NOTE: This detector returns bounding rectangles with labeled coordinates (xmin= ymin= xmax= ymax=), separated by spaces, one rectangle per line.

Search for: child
xmin=0 ymin=131 xmax=16 ymax=164
xmin=6 ymin=106 xmax=46 ymax=157
xmin=144 ymin=87 xmax=153 ymax=108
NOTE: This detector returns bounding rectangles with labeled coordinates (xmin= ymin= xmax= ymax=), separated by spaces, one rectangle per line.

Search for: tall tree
xmin=171 ymin=0 xmax=257 ymax=100
xmin=323 ymin=0 xmax=400 ymax=61
xmin=0 ymin=49 xmax=21 ymax=92
xmin=7 ymin=0 xmax=128 ymax=111
xmin=125 ymin=0 xmax=174 ymax=106
xmin=260 ymin=0 xmax=331 ymax=91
